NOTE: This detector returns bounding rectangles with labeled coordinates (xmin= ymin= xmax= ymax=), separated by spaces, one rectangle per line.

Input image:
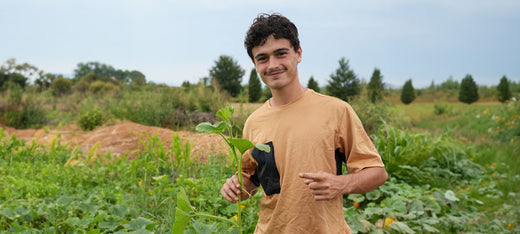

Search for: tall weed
xmin=372 ymin=124 xmax=483 ymax=187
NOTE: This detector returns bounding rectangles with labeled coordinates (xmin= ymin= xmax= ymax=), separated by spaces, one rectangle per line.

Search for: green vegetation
xmin=400 ymin=79 xmax=416 ymax=105
xmin=247 ymin=69 xmax=262 ymax=103
xmin=497 ymin=76 xmax=512 ymax=103
xmin=327 ymin=57 xmax=360 ymax=102
xmin=459 ymin=74 xmax=479 ymax=104
xmin=367 ymin=68 xmax=384 ymax=104
xmin=307 ymin=76 xmax=320 ymax=93
xmin=1 ymin=58 xmax=519 ymax=233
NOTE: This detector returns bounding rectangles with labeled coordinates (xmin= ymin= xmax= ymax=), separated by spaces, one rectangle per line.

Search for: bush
xmin=434 ymin=104 xmax=449 ymax=115
xmin=77 ymin=109 xmax=107 ymax=131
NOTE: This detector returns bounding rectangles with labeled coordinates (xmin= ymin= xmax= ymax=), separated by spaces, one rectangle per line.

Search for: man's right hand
xmin=221 ymin=174 xmax=242 ymax=203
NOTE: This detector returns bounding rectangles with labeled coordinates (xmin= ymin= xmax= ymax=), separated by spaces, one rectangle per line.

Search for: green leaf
xmin=365 ymin=189 xmax=381 ymax=201
xmin=348 ymin=193 xmax=366 ymax=203
xmin=195 ymin=121 xmax=226 ymax=134
xmin=123 ymin=217 xmax=154 ymax=230
xmin=444 ymin=190 xmax=460 ymax=201
xmin=176 ymin=188 xmax=194 ymax=212
xmin=389 ymin=221 xmax=416 ymax=234
xmin=228 ymin=138 xmax=255 ymax=154
xmin=422 ymin=223 xmax=440 ymax=233
xmin=172 ymin=208 xmax=192 ymax=234
xmin=255 ymin=143 xmax=271 ymax=153
xmin=216 ymin=104 xmax=234 ymax=121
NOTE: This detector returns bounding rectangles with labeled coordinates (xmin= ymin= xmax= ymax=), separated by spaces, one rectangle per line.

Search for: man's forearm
xmin=341 ymin=167 xmax=388 ymax=194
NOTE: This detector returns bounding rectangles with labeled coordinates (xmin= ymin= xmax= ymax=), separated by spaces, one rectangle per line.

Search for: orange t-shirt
xmin=242 ymin=89 xmax=385 ymax=234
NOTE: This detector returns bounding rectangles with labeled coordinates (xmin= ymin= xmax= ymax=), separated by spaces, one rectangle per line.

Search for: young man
xmin=221 ymin=13 xmax=388 ymax=233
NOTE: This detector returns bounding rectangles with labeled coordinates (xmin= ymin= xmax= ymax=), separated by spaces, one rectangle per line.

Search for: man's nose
xmin=268 ymin=57 xmax=280 ymax=69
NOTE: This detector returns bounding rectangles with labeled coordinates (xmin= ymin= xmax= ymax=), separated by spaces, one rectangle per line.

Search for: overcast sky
xmin=1 ymin=0 xmax=519 ymax=88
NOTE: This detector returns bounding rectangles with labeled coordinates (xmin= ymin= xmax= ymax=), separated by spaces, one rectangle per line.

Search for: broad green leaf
xmin=389 ymin=221 xmax=416 ymax=234
xmin=365 ymin=189 xmax=381 ymax=201
xmin=176 ymin=188 xmax=194 ymax=212
xmin=123 ymin=217 xmax=154 ymax=230
xmin=348 ymin=193 xmax=365 ymax=203
xmin=229 ymin=138 xmax=255 ymax=154
xmin=216 ymin=104 xmax=234 ymax=121
xmin=444 ymin=190 xmax=460 ymax=201
xmin=195 ymin=122 xmax=226 ymax=134
xmin=172 ymin=208 xmax=192 ymax=234
xmin=422 ymin=223 xmax=440 ymax=233
xmin=255 ymin=143 xmax=271 ymax=153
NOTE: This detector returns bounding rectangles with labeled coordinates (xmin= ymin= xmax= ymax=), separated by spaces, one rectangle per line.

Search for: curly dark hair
xmin=244 ymin=13 xmax=300 ymax=60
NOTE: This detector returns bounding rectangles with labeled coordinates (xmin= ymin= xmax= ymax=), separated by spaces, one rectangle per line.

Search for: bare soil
xmin=1 ymin=121 xmax=228 ymax=161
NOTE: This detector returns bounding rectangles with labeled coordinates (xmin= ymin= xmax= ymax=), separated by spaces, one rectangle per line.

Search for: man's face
xmin=251 ymin=35 xmax=302 ymax=90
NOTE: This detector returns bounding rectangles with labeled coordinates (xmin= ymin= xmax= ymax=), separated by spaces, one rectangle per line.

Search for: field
xmin=1 ymin=98 xmax=519 ymax=233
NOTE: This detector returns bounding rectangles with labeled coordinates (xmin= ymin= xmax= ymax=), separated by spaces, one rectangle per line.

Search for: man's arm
xmin=221 ymin=174 xmax=259 ymax=203
xmin=299 ymin=167 xmax=388 ymax=201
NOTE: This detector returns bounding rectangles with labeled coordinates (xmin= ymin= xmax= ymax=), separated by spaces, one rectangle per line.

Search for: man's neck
xmin=269 ymin=83 xmax=307 ymax=107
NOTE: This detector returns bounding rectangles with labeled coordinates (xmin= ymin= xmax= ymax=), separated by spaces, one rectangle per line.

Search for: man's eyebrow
xmin=254 ymin=48 xmax=290 ymax=60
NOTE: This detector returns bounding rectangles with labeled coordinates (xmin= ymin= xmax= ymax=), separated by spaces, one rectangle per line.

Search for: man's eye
xmin=277 ymin=52 xmax=287 ymax=56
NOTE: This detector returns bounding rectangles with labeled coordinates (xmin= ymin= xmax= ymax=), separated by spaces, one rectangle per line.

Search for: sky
xmin=1 ymin=0 xmax=519 ymax=88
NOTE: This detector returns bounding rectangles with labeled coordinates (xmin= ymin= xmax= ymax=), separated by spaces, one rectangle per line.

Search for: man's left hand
xmin=299 ymin=171 xmax=346 ymax=201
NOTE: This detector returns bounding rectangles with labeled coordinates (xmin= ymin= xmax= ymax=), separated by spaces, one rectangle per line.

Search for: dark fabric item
xmin=251 ymin=141 xmax=280 ymax=195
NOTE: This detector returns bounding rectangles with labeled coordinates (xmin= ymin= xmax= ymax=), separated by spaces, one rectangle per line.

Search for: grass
xmin=1 ymin=98 xmax=519 ymax=233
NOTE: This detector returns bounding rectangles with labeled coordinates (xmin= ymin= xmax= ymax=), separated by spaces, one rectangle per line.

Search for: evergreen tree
xmin=248 ymin=68 xmax=262 ymax=102
xmin=458 ymin=74 xmax=479 ymax=104
xmin=400 ymin=79 xmax=416 ymax=105
xmin=307 ymin=76 xmax=320 ymax=92
xmin=496 ymin=75 xmax=512 ymax=103
xmin=327 ymin=58 xmax=360 ymax=102
xmin=367 ymin=68 xmax=385 ymax=103
xmin=209 ymin=55 xmax=245 ymax=97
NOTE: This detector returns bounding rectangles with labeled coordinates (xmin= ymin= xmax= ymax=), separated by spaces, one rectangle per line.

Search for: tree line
xmin=201 ymin=55 xmax=518 ymax=105
xmin=1 ymin=56 xmax=518 ymax=106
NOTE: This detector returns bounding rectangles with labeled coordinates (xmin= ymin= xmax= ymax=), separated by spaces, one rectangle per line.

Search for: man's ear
xmin=297 ymin=46 xmax=302 ymax=63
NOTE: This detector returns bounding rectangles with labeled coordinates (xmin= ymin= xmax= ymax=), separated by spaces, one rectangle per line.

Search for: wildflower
xmin=240 ymin=205 xmax=246 ymax=210
xmin=138 ymin=180 xmax=142 ymax=188
xmin=469 ymin=158 xmax=474 ymax=161
xmin=483 ymin=109 xmax=489 ymax=114
xmin=384 ymin=217 xmax=394 ymax=227
xmin=492 ymin=162 xmax=497 ymax=167
xmin=257 ymin=212 xmax=260 ymax=216
xmin=509 ymin=223 xmax=512 ymax=227
xmin=233 ymin=214 xmax=238 ymax=221
xmin=352 ymin=201 xmax=360 ymax=209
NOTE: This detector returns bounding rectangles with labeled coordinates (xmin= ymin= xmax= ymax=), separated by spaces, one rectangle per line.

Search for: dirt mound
xmin=1 ymin=121 xmax=228 ymax=161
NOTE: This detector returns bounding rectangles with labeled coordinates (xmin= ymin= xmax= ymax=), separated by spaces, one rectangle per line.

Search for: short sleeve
xmin=337 ymin=104 xmax=385 ymax=174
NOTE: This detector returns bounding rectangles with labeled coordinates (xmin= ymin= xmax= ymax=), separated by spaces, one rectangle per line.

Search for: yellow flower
xmin=233 ymin=215 xmax=238 ymax=221
xmin=483 ymin=109 xmax=489 ymax=114
xmin=492 ymin=162 xmax=497 ymax=167
xmin=508 ymin=223 xmax=512 ymax=227
xmin=352 ymin=201 xmax=360 ymax=209
xmin=257 ymin=212 xmax=260 ymax=216
xmin=240 ymin=205 xmax=246 ymax=210
xmin=138 ymin=180 xmax=142 ymax=188
xmin=384 ymin=217 xmax=394 ymax=227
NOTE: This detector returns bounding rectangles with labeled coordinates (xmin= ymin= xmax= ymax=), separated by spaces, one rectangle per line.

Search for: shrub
xmin=434 ymin=104 xmax=449 ymax=115
xmin=77 ymin=109 xmax=106 ymax=131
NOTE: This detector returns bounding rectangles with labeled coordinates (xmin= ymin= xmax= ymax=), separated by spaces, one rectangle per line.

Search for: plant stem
xmin=195 ymin=213 xmax=238 ymax=226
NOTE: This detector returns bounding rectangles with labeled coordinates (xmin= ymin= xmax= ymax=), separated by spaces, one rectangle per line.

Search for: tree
xmin=327 ymin=58 xmax=360 ymax=102
xmin=307 ymin=76 xmax=320 ymax=92
xmin=51 ymin=77 xmax=72 ymax=97
xmin=401 ymin=79 xmax=416 ymax=105
xmin=439 ymin=76 xmax=460 ymax=90
xmin=496 ymin=76 xmax=512 ymax=103
xmin=458 ymin=74 xmax=479 ymax=104
xmin=248 ymin=68 xmax=262 ymax=102
xmin=73 ymin=62 xmax=146 ymax=84
xmin=209 ymin=55 xmax=245 ymax=97
xmin=367 ymin=68 xmax=384 ymax=103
